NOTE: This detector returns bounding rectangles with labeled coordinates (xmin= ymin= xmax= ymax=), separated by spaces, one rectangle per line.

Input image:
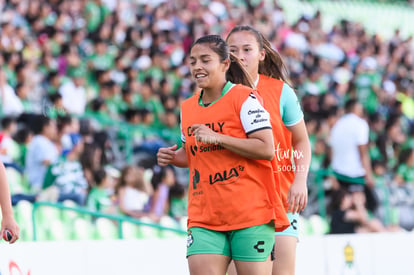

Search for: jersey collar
xmin=198 ymin=81 xmax=234 ymax=107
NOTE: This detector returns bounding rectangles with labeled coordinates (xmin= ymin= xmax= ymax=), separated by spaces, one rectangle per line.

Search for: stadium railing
xmin=31 ymin=201 xmax=187 ymax=241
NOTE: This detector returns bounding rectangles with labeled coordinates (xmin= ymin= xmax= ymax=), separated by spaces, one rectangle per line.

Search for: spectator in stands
xmin=0 ymin=161 xmax=19 ymax=243
xmin=123 ymin=108 xmax=145 ymax=149
xmin=393 ymin=148 xmax=414 ymax=186
xmin=57 ymin=115 xmax=80 ymax=154
xmin=47 ymin=92 xmax=67 ymax=118
xmin=58 ymin=68 xmax=87 ymax=116
xmin=149 ymin=165 xmax=176 ymax=221
xmin=41 ymin=133 xmax=88 ymax=205
xmin=168 ymin=182 xmax=188 ymax=221
xmin=1 ymin=51 xmax=20 ymax=89
xmin=310 ymin=138 xmax=328 ymax=173
xmin=329 ymin=99 xmax=378 ymax=212
xmin=329 ymin=188 xmax=387 ymax=234
xmin=86 ymin=97 xmax=113 ymax=126
xmin=133 ymin=108 xmax=168 ymax=156
xmin=354 ymin=56 xmax=382 ymax=115
xmin=0 ymin=116 xmax=21 ymax=171
xmin=44 ymin=72 xmax=62 ymax=96
xmin=115 ymin=165 xmax=153 ymax=219
xmin=13 ymin=126 xmax=33 ymax=169
xmin=135 ymin=79 xmax=165 ymax=128
xmin=25 ymin=115 xmax=59 ymax=193
xmin=0 ymin=68 xmax=24 ymax=116
xmin=80 ymin=142 xmax=103 ymax=188
xmin=159 ymin=109 xmax=181 ymax=146
xmin=87 ymin=168 xmax=117 ymax=214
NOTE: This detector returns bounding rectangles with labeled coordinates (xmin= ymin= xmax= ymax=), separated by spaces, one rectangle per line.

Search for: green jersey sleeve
xmin=280 ymin=83 xmax=303 ymax=126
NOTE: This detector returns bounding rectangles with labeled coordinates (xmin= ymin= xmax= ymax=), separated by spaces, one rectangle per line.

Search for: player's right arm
xmin=157 ymin=144 xmax=188 ymax=168
xmin=157 ymin=110 xmax=189 ymax=168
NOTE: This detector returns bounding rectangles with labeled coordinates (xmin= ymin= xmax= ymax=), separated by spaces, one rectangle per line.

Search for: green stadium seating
xmin=179 ymin=216 xmax=188 ymax=232
xmin=158 ymin=216 xmax=182 ymax=239
xmin=121 ymin=221 xmax=141 ymax=239
xmin=298 ymin=215 xmax=313 ymax=237
xmin=60 ymin=200 xmax=83 ymax=225
xmin=71 ymin=218 xmax=95 ymax=240
xmin=137 ymin=216 xmax=159 ymax=239
xmin=47 ymin=219 xmax=70 ymax=241
xmin=6 ymin=167 xmax=25 ymax=194
xmin=308 ymin=214 xmax=330 ymax=235
xmin=34 ymin=205 xmax=61 ymax=226
xmin=14 ymin=200 xmax=33 ymax=227
xmin=94 ymin=217 xmax=119 ymax=240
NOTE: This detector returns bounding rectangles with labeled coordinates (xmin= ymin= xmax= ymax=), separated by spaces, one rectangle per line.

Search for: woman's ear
xmin=222 ymin=58 xmax=231 ymax=72
xmin=259 ymin=48 xmax=265 ymax=62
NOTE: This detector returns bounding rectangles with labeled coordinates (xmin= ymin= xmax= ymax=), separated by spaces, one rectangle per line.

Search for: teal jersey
xmin=280 ymin=83 xmax=304 ymax=127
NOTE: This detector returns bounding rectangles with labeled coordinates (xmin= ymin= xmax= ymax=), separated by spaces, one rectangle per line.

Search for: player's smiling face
xmin=189 ymin=43 xmax=229 ymax=90
xmin=227 ymin=31 xmax=265 ymax=80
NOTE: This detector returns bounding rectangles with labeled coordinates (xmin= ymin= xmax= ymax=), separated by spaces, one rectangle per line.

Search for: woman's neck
xmin=251 ymin=72 xmax=259 ymax=82
xmin=202 ymin=81 xmax=227 ymax=105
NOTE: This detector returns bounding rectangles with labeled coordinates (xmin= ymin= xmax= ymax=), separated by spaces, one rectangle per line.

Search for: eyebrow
xmin=229 ymin=44 xmax=253 ymax=48
xmin=190 ymin=54 xmax=212 ymax=59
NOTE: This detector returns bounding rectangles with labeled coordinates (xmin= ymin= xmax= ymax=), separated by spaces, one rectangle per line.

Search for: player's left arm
xmin=287 ymin=120 xmax=311 ymax=213
xmin=282 ymin=83 xmax=311 ymax=213
xmin=191 ymin=92 xmax=275 ymax=161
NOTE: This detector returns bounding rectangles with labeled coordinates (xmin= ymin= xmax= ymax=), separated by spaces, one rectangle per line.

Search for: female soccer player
xmin=226 ymin=26 xmax=311 ymax=275
xmin=176 ymin=34 xmax=289 ymax=275
xmin=0 ymin=162 xmax=19 ymax=243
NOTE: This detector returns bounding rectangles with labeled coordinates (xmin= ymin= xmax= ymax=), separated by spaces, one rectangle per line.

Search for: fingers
xmin=9 ymin=230 xmax=19 ymax=244
xmin=1 ymin=227 xmax=19 ymax=244
xmin=191 ymin=125 xmax=220 ymax=145
xmin=190 ymin=124 xmax=202 ymax=133
xmin=287 ymin=193 xmax=308 ymax=214
xmin=157 ymin=145 xmax=178 ymax=166
xmin=288 ymin=197 xmax=299 ymax=214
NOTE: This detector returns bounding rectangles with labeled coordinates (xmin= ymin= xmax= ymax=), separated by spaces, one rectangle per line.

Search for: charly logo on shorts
xmin=187 ymin=230 xmax=194 ymax=248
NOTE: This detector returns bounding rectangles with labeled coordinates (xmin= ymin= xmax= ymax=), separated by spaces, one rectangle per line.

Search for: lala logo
xmin=275 ymin=142 xmax=304 ymax=162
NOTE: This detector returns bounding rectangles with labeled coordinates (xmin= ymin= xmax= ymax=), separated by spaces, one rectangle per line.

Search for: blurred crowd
xmin=0 ymin=0 xmax=413 ymax=231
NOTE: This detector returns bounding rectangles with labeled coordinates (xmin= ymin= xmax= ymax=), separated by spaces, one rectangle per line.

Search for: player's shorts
xmin=275 ymin=212 xmax=299 ymax=239
xmin=187 ymin=222 xmax=275 ymax=261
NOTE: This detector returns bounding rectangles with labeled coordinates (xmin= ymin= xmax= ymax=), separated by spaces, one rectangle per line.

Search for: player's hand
xmin=191 ymin=124 xmax=221 ymax=145
xmin=157 ymin=145 xmax=178 ymax=166
xmin=287 ymin=178 xmax=308 ymax=214
xmin=1 ymin=215 xmax=19 ymax=244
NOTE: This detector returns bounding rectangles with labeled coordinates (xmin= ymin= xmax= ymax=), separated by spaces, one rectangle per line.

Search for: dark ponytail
xmin=227 ymin=53 xmax=254 ymax=88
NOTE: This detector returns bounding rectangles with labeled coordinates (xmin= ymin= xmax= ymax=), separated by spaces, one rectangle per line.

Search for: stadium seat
xmin=33 ymin=205 xmax=63 ymax=240
xmin=60 ymin=200 xmax=83 ymax=224
xmin=14 ymin=200 xmax=33 ymax=227
xmin=121 ymin=221 xmax=141 ymax=239
xmin=94 ymin=217 xmax=119 ymax=240
xmin=6 ymin=167 xmax=25 ymax=194
xmin=47 ymin=219 xmax=70 ymax=241
xmin=34 ymin=205 xmax=61 ymax=226
xmin=159 ymin=216 xmax=182 ymax=239
xmin=308 ymin=214 xmax=330 ymax=235
xmin=179 ymin=216 xmax=188 ymax=232
xmin=137 ymin=216 xmax=159 ymax=239
xmin=298 ymin=215 xmax=312 ymax=237
xmin=71 ymin=218 xmax=95 ymax=240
